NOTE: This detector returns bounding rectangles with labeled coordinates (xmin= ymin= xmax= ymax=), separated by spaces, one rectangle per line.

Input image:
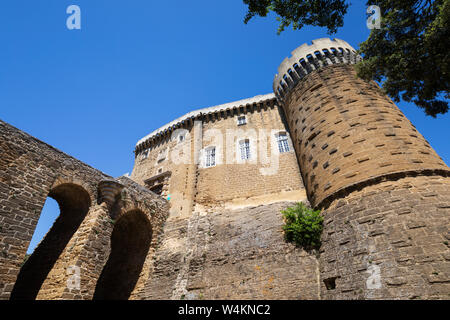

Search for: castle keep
xmin=0 ymin=38 xmax=449 ymax=300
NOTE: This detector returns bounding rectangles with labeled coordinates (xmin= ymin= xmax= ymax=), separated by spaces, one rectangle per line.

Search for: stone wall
xmin=140 ymin=202 xmax=319 ymax=300
xmin=2 ymin=36 xmax=449 ymax=300
xmin=195 ymin=104 xmax=304 ymax=208
xmin=132 ymin=100 xmax=306 ymax=214
xmin=131 ymin=121 xmax=197 ymax=219
xmin=319 ymin=175 xmax=450 ymax=299
xmin=281 ymin=64 xmax=448 ymax=208
xmin=0 ymin=120 xmax=168 ymax=300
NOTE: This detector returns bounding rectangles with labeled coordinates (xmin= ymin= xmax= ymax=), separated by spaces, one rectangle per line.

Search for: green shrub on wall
xmin=281 ymin=202 xmax=323 ymax=250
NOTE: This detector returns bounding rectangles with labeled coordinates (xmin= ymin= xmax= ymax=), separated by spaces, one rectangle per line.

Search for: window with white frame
xmin=205 ymin=146 xmax=216 ymax=168
xmin=239 ymin=139 xmax=251 ymax=160
xmin=276 ymin=132 xmax=290 ymax=153
xmin=237 ymin=115 xmax=246 ymax=126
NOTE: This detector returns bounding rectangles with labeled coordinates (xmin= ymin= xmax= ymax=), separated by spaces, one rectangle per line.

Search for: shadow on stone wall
xmin=10 ymin=183 xmax=91 ymax=300
xmin=93 ymin=210 xmax=152 ymax=300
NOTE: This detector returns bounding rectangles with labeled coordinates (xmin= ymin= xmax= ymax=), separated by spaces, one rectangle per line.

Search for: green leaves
xmin=357 ymin=0 xmax=449 ymax=117
xmin=243 ymin=0 xmax=349 ymax=34
xmin=281 ymin=202 xmax=323 ymax=250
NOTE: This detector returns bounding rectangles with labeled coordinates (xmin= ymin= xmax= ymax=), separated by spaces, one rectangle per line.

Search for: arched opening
xmin=93 ymin=210 xmax=152 ymax=300
xmin=10 ymin=183 xmax=91 ymax=300
xmin=26 ymin=198 xmax=59 ymax=256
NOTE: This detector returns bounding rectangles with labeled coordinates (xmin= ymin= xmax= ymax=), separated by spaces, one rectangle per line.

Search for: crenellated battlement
xmin=273 ymin=38 xmax=450 ymax=300
xmin=273 ymin=38 xmax=361 ymax=100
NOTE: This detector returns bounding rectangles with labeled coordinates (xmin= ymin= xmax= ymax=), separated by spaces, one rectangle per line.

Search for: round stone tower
xmin=274 ymin=38 xmax=450 ymax=299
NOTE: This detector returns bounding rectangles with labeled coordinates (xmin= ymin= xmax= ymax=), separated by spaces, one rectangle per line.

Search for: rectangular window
xmin=205 ymin=147 xmax=216 ymax=167
xmin=239 ymin=139 xmax=251 ymax=160
xmin=277 ymin=133 xmax=290 ymax=153
xmin=237 ymin=116 xmax=246 ymax=126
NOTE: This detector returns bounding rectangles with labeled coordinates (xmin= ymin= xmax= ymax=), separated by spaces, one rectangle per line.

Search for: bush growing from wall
xmin=281 ymin=202 xmax=323 ymax=250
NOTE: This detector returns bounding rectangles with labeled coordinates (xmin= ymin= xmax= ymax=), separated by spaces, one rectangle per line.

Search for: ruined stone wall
xmin=195 ymin=103 xmax=304 ymax=208
xmin=0 ymin=120 xmax=168 ymax=300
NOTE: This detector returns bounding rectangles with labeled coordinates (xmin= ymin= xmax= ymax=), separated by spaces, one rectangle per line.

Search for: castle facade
xmin=0 ymin=38 xmax=448 ymax=300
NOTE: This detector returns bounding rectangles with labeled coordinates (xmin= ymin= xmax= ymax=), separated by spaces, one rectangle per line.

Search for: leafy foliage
xmin=243 ymin=0 xmax=349 ymax=34
xmin=281 ymin=202 xmax=323 ymax=250
xmin=357 ymin=0 xmax=449 ymax=117
xmin=243 ymin=0 xmax=449 ymax=117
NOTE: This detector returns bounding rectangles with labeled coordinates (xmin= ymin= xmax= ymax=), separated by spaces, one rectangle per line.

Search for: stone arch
xmin=50 ymin=176 xmax=96 ymax=204
xmin=93 ymin=209 xmax=152 ymax=300
xmin=10 ymin=183 xmax=91 ymax=300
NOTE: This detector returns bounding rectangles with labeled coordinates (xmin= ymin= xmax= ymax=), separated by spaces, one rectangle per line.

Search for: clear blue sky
xmin=1 ymin=1 xmax=448 ymax=253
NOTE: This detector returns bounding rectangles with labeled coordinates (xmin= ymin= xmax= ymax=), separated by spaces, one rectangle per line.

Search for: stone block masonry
xmin=132 ymin=97 xmax=306 ymax=215
xmin=274 ymin=38 xmax=450 ymax=299
xmin=319 ymin=175 xmax=450 ymax=299
xmin=0 ymin=120 xmax=169 ymax=300
xmin=140 ymin=202 xmax=319 ymax=300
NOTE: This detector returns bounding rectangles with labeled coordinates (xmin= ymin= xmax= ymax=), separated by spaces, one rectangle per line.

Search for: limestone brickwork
xmin=195 ymin=103 xmax=304 ymax=208
xmin=132 ymin=95 xmax=307 ymax=215
xmin=129 ymin=94 xmax=314 ymax=300
xmin=140 ymin=202 xmax=319 ymax=300
xmin=319 ymin=175 xmax=450 ymax=299
xmin=131 ymin=121 xmax=198 ymax=219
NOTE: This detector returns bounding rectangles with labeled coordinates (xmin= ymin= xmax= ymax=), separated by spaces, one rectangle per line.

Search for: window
xmin=237 ymin=116 xmax=246 ymax=126
xmin=179 ymin=134 xmax=185 ymax=142
xmin=239 ymin=139 xmax=251 ymax=160
xmin=142 ymin=149 xmax=149 ymax=159
xmin=205 ymin=147 xmax=216 ymax=168
xmin=276 ymin=133 xmax=290 ymax=153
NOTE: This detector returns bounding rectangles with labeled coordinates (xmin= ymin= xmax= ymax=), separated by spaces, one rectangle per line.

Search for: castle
xmin=0 ymin=38 xmax=449 ymax=300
